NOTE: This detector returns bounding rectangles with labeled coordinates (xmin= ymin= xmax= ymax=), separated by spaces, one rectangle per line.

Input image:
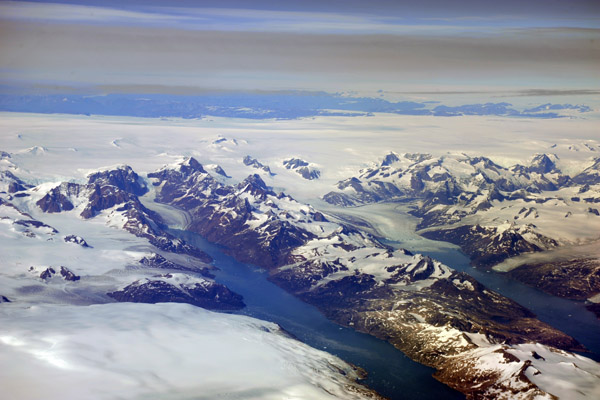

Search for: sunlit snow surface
xmin=0 ymin=302 xmax=374 ymax=400
xmin=1 ymin=111 xmax=600 ymax=399
xmin=2 ymin=111 xmax=599 ymax=202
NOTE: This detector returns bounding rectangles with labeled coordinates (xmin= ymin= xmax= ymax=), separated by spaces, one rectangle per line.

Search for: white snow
xmin=508 ymin=344 xmax=600 ymax=400
xmin=453 ymin=279 xmax=475 ymax=291
xmin=2 ymin=111 xmax=600 ymax=399
xmin=1 ymin=111 xmax=598 ymax=203
xmin=0 ymin=302 xmax=376 ymax=400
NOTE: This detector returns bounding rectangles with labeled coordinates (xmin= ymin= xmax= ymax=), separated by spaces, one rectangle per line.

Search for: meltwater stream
xmin=170 ymin=229 xmax=463 ymax=400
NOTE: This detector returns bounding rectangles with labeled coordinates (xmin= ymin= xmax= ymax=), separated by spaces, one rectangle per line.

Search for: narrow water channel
xmin=420 ymin=244 xmax=600 ymax=360
xmin=322 ymin=201 xmax=600 ymax=360
xmin=170 ymin=228 xmax=464 ymax=400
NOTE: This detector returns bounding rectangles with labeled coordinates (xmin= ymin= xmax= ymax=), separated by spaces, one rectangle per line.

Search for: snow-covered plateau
xmin=1 ymin=112 xmax=600 ymax=399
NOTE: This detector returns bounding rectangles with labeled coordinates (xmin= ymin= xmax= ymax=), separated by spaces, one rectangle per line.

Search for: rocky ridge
xmin=283 ymin=157 xmax=321 ymax=180
xmin=243 ymin=155 xmax=275 ymax=175
xmin=322 ymin=152 xmax=600 ymax=302
xmin=34 ymin=165 xmax=211 ymax=261
xmin=0 ymin=167 xmax=244 ymax=313
xmin=506 ymin=258 xmax=600 ymax=319
xmin=148 ymin=156 xmax=592 ymax=399
xmin=108 ymin=273 xmax=245 ymax=311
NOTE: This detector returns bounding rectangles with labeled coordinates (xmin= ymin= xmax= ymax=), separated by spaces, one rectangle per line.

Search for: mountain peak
xmin=178 ymin=157 xmax=206 ymax=175
xmin=239 ymin=174 xmax=268 ymax=191
xmin=381 ymin=152 xmax=400 ymax=167
xmin=87 ymin=165 xmax=147 ymax=196
xmin=528 ymin=153 xmax=558 ymax=174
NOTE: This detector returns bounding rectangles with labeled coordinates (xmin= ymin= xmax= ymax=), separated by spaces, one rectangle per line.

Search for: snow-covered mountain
xmin=243 ymin=155 xmax=275 ymax=175
xmin=322 ymin=150 xmax=600 ymax=326
xmin=35 ymin=164 xmax=210 ymax=260
xmin=2 ymin=112 xmax=600 ymax=400
xmin=283 ymin=157 xmax=321 ymax=180
xmin=0 ymin=160 xmax=382 ymax=400
xmin=147 ymin=156 xmax=598 ymax=399
xmin=107 ymin=272 xmax=245 ymax=310
xmin=323 ymin=152 xmax=600 ymax=305
xmin=0 ymin=164 xmax=243 ymax=310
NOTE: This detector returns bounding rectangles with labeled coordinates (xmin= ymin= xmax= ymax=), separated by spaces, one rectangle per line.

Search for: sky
xmin=0 ymin=0 xmax=599 ymax=96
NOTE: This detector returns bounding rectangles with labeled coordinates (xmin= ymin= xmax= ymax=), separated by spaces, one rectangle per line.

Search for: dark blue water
xmin=170 ymin=229 xmax=463 ymax=400
xmin=383 ymin=239 xmax=600 ymax=361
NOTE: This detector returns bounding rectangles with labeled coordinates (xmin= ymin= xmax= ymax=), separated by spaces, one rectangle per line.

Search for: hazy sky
xmin=0 ymin=0 xmax=599 ymax=94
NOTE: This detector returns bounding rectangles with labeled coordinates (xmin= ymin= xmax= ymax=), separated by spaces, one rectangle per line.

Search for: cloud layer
xmin=0 ymin=1 xmax=598 ymax=93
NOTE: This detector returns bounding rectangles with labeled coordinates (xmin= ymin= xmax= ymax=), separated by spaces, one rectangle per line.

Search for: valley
xmin=1 ymin=112 xmax=599 ymax=399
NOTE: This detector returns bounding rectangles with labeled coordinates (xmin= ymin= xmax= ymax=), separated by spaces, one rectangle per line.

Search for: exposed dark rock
xmin=420 ymin=224 xmax=558 ymax=268
xmin=0 ymin=170 xmax=32 ymax=193
xmin=115 ymin=200 xmax=212 ymax=262
xmin=300 ymin=274 xmax=380 ymax=307
xmin=29 ymin=266 xmax=80 ymax=282
xmin=312 ymin=211 xmax=327 ymax=222
xmin=35 ymin=267 xmax=55 ymax=280
xmin=138 ymin=253 xmax=214 ymax=277
xmin=528 ymin=154 xmax=558 ymax=174
xmin=80 ymin=184 xmax=139 ymax=219
xmin=381 ymin=152 xmax=400 ymax=166
xmin=148 ymin=157 xmax=219 ymax=204
xmin=148 ymin=156 xmax=583 ymax=399
xmin=238 ymin=173 xmax=271 ymax=195
xmin=586 ymin=303 xmax=600 ymax=319
xmin=283 ymin=158 xmax=320 ymax=180
xmin=64 ymin=234 xmax=90 ymax=247
xmin=433 ymin=353 xmax=547 ymax=400
xmin=242 ymin=155 xmax=275 ymax=175
xmin=213 ymin=137 xmax=237 ymax=146
xmin=506 ymin=258 xmax=600 ymax=301
xmin=322 ymin=191 xmax=359 ymax=207
xmin=191 ymin=212 xmax=314 ymax=269
xmin=107 ymin=275 xmax=244 ymax=311
xmin=297 ymin=268 xmax=582 ymax=365
xmin=59 ymin=266 xmax=80 ymax=281
xmin=297 ymin=166 xmax=320 ymax=180
xmin=36 ymin=166 xmax=211 ymax=262
xmin=283 ymin=158 xmax=309 ymax=169
xmin=87 ymin=165 xmax=147 ymax=196
xmin=36 ymin=182 xmax=81 ymax=212
xmin=573 ymin=158 xmax=600 ymax=185
xmin=338 ymin=177 xmax=362 ymax=191
xmin=14 ymin=219 xmax=58 ymax=233
xmin=0 ymin=295 xmax=10 ymax=303
xmin=212 ymin=165 xmax=230 ymax=178
xmin=321 ymin=153 xmax=599 ymax=277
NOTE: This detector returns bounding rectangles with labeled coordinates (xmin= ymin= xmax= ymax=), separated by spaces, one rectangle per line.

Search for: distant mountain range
xmin=0 ymin=92 xmax=591 ymax=119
